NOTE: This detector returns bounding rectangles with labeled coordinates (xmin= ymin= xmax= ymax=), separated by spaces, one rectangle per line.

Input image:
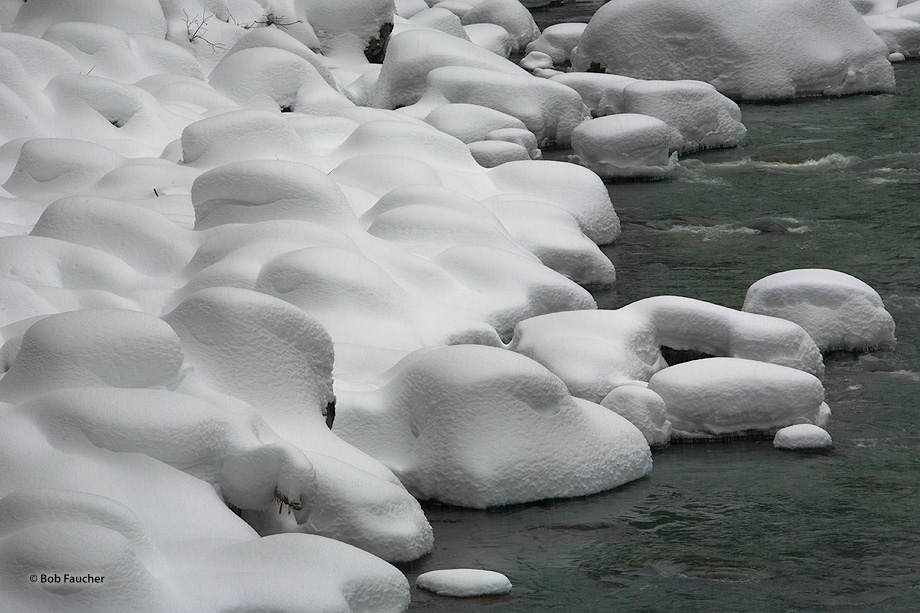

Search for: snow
xmin=647 ymin=357 xmax=828 ymax=439
xmin=570 ymin=114 xmax=680 ymax=180
xmin=0 ymin=0 xmax=887 ymax=608
xmin=333 ymin=344 xmax=652 ymax=508
xmin=773 ymin=424 xmax=834 ymax=450
xmin=742 ymin=269 xmax=897 ymax=352
xmin=460 ymin=0 xmax=539 ymax=53
xmin=525 ymin=22 xmax=586 ymax=66
xmin=863 ymin=14 xmax=920 ymax=56
xmin=572 ymin=0 xmax=896 ymax=100
xmin=510 ymin=295 xmax=825 ymax=404
xmin=620 ymin=80 xmax=747 ymax=153
xmin=416 ymin=568 xmax=513 ymax=597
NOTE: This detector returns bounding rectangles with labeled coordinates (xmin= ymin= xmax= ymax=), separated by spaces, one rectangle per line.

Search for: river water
xmin=400 ymin=5 xmax=920 ymax=611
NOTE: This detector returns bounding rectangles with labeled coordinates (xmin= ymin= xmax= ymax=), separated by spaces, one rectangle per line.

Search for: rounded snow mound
xmin=335 ymin=344 xmax=652 ymax=509
xmin=572 ymin=0 xmax=896 ymax=100
xmin=647 ymin=357 xmax=828 ymax=439
xmin=416 ymin=568 xmax=513 ymax=597
xmin=570 ymin=114 xmax=680 ymax=180
xmin=774 ymin=424 xmax=834 ymax=450
xmin=742 ymin=269 xmax=896 ymax=353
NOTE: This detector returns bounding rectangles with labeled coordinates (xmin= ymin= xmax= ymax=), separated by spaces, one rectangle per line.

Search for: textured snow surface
xmin=743 ymin=269 xmax=897 ymax=352
xmin=416 ymin=568 xmax=513 ymax=597
xmin=570 ymin=114 xmax=680 ymax=179
xmin=573 ymin=0 xmax=896 ymax=100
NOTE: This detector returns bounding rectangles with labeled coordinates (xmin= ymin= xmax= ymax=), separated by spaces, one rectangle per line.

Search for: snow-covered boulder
xmin=572 ymin=0 xmax=896 ymax=100
xmin=424 ymin=103 xmax=528 ymax=143
xmin=550 ymin=72 xmax=637 ymax=117
xmin=459 ymin=0 xmax=540 ymax=53
xmin=863 ymin=14 xmax=920 ymax=57
xmin=621 ymin=80 xmax=747 ymax=153
xmin=742 ymin=269 xmax=896 ymax=352
xmin=510 ymin=295 xmax=825 ymax=403
xmin=570 ymin=114 xmax=680 ymax=180
xmin=525 ymin=22 xmax=586 ymax=66
xmin=463 ymin=22 xmax=515 ymax=57
xmin=335 ymin=344 xmax=652 ymax=508
xmin=600 ymin=384 xmax=672 ymax=446
xmin=417 ymin=569 xmax=513 ymax=597
xmin=647 ymin=357 xmax=829 ymax=439
xmin=774 ymin=424 xmax=834 ymax=450
xmin=468 ymin=139 xmax=530 ymax=166
xmin=372 ymin=28 xmax=526 ymax=109
xmin=416 ymin=65 xmax=590 ymax=146
xmin=406 ymin=7 xmax=471 ymax=40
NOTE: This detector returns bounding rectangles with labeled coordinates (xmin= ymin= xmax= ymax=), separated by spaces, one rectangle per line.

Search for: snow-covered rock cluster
xmin=0 ymin=0 xmax=899 ymax=610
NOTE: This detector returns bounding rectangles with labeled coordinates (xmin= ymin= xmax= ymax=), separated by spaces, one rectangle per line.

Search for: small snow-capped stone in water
xmin=416 ymin=569 xmax=512 ymax=597
xmin=773 ymin=424 xmax=833 ymax=450
xmin=890 ymin=52 xmax=906 ymax=62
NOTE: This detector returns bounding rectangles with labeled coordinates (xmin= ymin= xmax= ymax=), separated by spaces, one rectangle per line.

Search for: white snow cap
xmin=570 ymin=114 xmax=680 ymax=180
xmin=647 ymin=358 xmax=828 ymax=439
xmin=572 ymin=0 xmax=896 ymax=100
xmin=510 ymin=295 xmax=825 ymax=404
xmin=334 ymin=344 xmax=652 ymax=509
xmin=742 ymin=269 xmax=896 ymax=352
xmin=417 ymin=569 xmax=513 ymax=597
xmin=774 ymin=424 xmax=834 ymax=450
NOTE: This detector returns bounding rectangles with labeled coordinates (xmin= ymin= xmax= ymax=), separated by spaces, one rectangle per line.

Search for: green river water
xmin=400 ymin=6 xmax=920 ymax=611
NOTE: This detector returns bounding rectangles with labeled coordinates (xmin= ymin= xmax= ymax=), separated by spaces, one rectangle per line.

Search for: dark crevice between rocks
xmin=364 ymin=22 xmax=393 ymax=64
xmin=660 ymin=346 xmax=716 ymax=366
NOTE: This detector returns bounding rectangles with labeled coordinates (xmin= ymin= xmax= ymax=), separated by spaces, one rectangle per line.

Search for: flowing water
xmin=399 ymin=5 xmax=920 ymax=610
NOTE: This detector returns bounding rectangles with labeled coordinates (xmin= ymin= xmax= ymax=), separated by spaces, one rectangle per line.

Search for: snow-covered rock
xmin=459 ymin=0 xmax=540 ymax=53
xmin=621 ymin=80 xmax=747 ymax=153
xmin=417 ymin=569 xmax=513 ymax=597
xmin=863 ymin=14 xmax=920 ymax=57
xmin=572 ymin=0 xmax=896 ymax=100
xmin=510 ymin=295 xmax=825 ymax=403
xmin=773 ymin=424 xmax=834 ymax=450
xmin=742 ymin=269 xmax=897 ymax=352
xmin=550 ymin=72 xmax=637 ymax=117
xmin=412 ymin=65 xmax=590 ymax=146
xmin=463 ymin=22 xmax=514 ymax=57
xmin=468 ymin=139 xmax=531 ymax=166
xmin=647 ymin=357 xmax=829 ymax=439
xmin=600 ymin=384 xmax=672 ymax=446
xmin=525 ymin=22 xmax=586 ymax=66
xmin=334 ymin=344 xmax=652 ymax=508
xmin=570 ymin=114 xmax=680 ymax=180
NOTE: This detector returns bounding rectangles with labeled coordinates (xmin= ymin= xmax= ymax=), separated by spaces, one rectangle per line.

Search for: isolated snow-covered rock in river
xmin=742 ymin=269 xmax=896 ymax=352
xmin=648 ymin=357 xmax=829 ymax=438
xmin=621 ymin=80 xmax=747 ymax=153
xmin=570 ymin=114 xmax=680 ymax=180
xmin=774 ymin=424 xmax=834 ymax=450
xmin=510 ymin=295 xmax=824 ymax=403
xmin=572 ymin=0 xmax=896 ymax=100
xmin=416 ymin=569 xmax=513 ymax=597
xmin=334 ymin=344 xmax=652 ymax=508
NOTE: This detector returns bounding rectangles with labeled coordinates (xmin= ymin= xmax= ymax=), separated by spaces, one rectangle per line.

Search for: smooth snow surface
xmin=416 ymin=568 xmax=513 ymax=597
xmin=510 ymin=295 xmax=824 ymax=404
xmin=647 ymin=358 xmax=828 ymax=439
xmin=774 ymin=424 xmax=834 ymax=450
xmin=335 ymin=344 xmax=652 ymax=508
xmin=743 ymin=269 xmax=896 ymax=352
xmin=573 ymin=0 xmax=896 ymax=100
